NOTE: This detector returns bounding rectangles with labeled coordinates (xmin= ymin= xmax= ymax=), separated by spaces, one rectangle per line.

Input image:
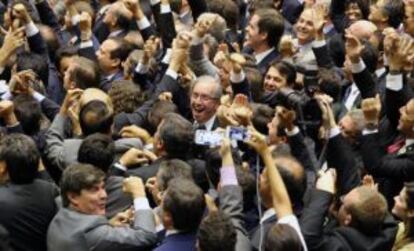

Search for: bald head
xmin=348 ymin=20 xmax=377 ymax=40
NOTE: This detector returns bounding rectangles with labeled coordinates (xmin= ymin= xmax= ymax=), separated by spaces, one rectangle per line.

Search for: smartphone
xmin=194 ymin=130 xmax=225 ymax=147
xmin=226 ymin=127 xmax=249 ymax=141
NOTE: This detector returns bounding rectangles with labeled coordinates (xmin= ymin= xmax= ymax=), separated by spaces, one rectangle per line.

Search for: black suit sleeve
xmin=187 ymin=0 xmax=207 ymax=21
xmin=326 ymin=133 xmax=360 ymax=196
xmin=312 ymin=43 xmax=335 ymax=69
xmin=300 ymin=189 xmax=333 ymax=251
xmin=41 ymin=97 xmax=60 ymax=122
xmin=353 ymin=66 xmax=377 ymax=99
xmin=157 ymin=11 xmax=176 ymax=49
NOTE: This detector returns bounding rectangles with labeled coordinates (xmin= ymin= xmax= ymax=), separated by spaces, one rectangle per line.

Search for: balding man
xmin=45 ymin=88 xmax=143 ymax=173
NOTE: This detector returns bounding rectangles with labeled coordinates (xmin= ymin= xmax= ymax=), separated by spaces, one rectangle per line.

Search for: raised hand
xmin=279 ymin=35 xmax=297 ymax=59
xmin=109 ymin=208 xmax=134 ymax=227
xmin=361 ymin=95 xmax=381 ymax=126
xmin=9 ymin=70 xmax=37 ymax=96
xmin=245 ymin=126 xmax=268 ymax=155
xmin=60 ymin=89 xmax=84 ymax=115
xmin=119 ymin=148 xmax=151 ymax=167
xmin=316 ymin=168 xmax=337 ymax=194
xmin=231 ymin=94 xmax=252 ymax=126
xmin=142 ymin=36 xmax=160 ymax=65
xmin=79 ymin=12 xmax=92 ymax=41
xmin=312 ymin=4 xmax=328 ymax=40
xmin=345 ymin=31 xmax=364 ymax=63
xmin=123 ymin=176 xmax=146 ymax=198
xmin=276 ymin=106 xmax=296 ymax=131
xmin=0 ymin=27 xmax=25 ymax=65
xmin=120 ymin=125 xmax=151 ymax=144
xmin=229 ymin=53 xmax=246 ymax=74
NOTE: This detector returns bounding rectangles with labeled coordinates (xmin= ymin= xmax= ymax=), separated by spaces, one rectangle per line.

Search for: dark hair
xmin=60 ymin=164 xmax=105 ymax=207
xmin=382 ymin=0 xmax=404 ymax=29
xmin=245 ymin=67 xmax=263 ymax=103
xmin=345 ymin=0 xmax=370 ymax=19
xmin=109 ymin=80 xmax=144 ymax=114
xmin=113 ymin=7 xmax=131 ymax=31
xmin=55 ymin=45 xmax=78 ymax=73
xmin=108 ymin=38 xmax=133 ymax=63
xmin=251 ymin=103 xmax=274 ymax=135
xmin=360 ymin=40 xmax=379 ymax=73
xmin=148 ymin=100 xmax=178 ymax=130
xmin=69 ymin=56 xmax=101 ymax=89
xmin=13 ymin=94 xmax=42 ymax=135
xmin=0 ymin=134 xmax=39 ymax=184
xmin=318 ymin=68 xmax=342 ymax=102
xmin=157 ymin=159 xmax=193 ymax=191
xmin=204 ymin=147 xmax=242 ymax=188
xmin=16 ymin=52 xmax=49 ymax=88
xmin=208 ymin=0 xmax=239 ymax=30
xmin=158 ymin=113 xmax=194 ymax=159
xmin=265 ymin=224 xmax=303 ymax=251
xmin=271 ymin=61 xmax=297 ymax=87
xmin=78 ymin=133 xmax=115 ymax=173
xmin=163 ymin=178 xmax=206 ymax=232
xmin=79 ymin=100 xmax=114 ymax=136
xmin=198 ymin=211 xmax=237 ymax=251
xmin=254 ymin=8 xmax=285 ymax=48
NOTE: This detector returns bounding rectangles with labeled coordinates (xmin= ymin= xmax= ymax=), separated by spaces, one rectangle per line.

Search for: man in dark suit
xmin=47 ymin=164 xmax=158 ymax=251
xmin=0 ymin=134 xmax=59 ymax=251
xmin=244 ymin=8 xmax=284 ymax=74
xmin=96 ymin=38 xmax=130 ymax=92
xmin=155 ymin=178 xmax=205 ymax=251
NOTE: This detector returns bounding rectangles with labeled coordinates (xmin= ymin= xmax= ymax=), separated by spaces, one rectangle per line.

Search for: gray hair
xmin=348 ymin=109 xmax=366 ymax=132
xmin=192 ymin=75 xmax=223 ymax=99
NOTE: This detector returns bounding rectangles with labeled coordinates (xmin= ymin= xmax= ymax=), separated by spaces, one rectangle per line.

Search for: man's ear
xmin=162 ymin=209 xmax=174 ymax=229
xmin=0 ymin=161 xmax=7 ymax=180
xmin=156 ymin=139 xmax=165 ymax=152
xmin=344 ymin=213 xmax=352 ymax=226
xmin=67 ymin=192 xmax=80 ymax=207
xmin=259 ymin=32 xmax=268 ymax=43
xmin=407 ymin=208 xmax=414 ymax=218
xmin=111 ymin=58 xmax=121 ymax=68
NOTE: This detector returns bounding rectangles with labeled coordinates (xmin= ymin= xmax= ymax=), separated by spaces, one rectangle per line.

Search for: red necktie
xmin=387 ymin=137 xmax=405 ymax=154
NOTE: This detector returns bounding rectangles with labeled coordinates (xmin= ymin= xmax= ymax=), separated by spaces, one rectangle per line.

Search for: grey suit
xmin=189 ymin=42 xmax=219 ymax=78
xmin=219 ymin=185 xmax=252 ymax=251
xmin=47 ymin=207 xmax=157 ymax=251
xmin=45 ymin=114 xmax=143 ymax=171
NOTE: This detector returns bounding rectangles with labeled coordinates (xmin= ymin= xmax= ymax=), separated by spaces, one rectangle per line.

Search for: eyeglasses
xmin=191 ymin=92 xmax=218 ymax=102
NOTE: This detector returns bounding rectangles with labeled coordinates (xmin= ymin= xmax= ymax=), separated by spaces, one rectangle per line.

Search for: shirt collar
xmin=375 ymin=67 xmax=386 ymax=78
xmin=323 ymin=23 xmax=334 ymax=34
xmin=166 ymin=229 xmax=181 ymax=236
xmin=406 ymin=139 xmax=414 ymax=148
xmin=254 ymin=48 xmax=275 ymax=65
xmin=261 ymin=208 xmax=276 ymax=224
xmin=109 ymin=29 xmax=124 ymax=38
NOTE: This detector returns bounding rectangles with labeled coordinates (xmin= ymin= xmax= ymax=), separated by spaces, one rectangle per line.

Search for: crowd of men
xmin=0 ymin=0 xmax=414 ymax=250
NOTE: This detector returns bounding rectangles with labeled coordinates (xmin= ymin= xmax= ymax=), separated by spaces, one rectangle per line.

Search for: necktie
xmin=387 ymin=136 xmax=405 ymax=154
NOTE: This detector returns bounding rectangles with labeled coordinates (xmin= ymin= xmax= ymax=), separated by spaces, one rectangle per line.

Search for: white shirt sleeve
xmin=277 ymin=214 xmax=308 ymax=251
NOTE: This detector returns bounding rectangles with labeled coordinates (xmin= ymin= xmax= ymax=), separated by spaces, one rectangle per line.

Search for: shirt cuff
xmin=25 ymin=22 xmax=39 ymax=37
xmin=191 ymin=35 xmax=203 ymax=45
xmin=137 ymin=17 xmax=151 ymax=30
xmin=166 ymin=68 xmax=178 ymax=80
xmin=135 ymin=63 xmax=149 ymax=74
xmin=134 ymin=197 xmax=151 ymax=210
xmin=362 ymin=129 xmax=378 ymax=135
xmin=33 ymin=92 xmax=45 ymax=102
xmin=351 ymin=59 xmax=366 ymax=74
xmin=0 ymin=67 xmax=5 ymax=75
xmin=79 ymin=40 xmax=93 ymax=48
xmin=329 ymin=127 xmax=341 ymax=138
xmin=220 ymin=167 xmax=238 ymax=186
xmin=312 ymin=40 xmax=326 ymax=48
xmin=71 ymin=15 xmax=80 ymax=26
xmin=230 ymin=71 xmax=245 ymax=83
xmin=1 ymin=91 xmax=12 ymax=100
xmin=150 ymin=0 xmax=160 ymax=5
xmin=285 ymin=126 xmax=300 ymax=136
xmin=160 ymin=4 xmax=171 ymax=13
xmin=386 ymin=73 xmax=403 ymax=91
xmin=162 ymin=49 xmax=172 ymax=64
xmin=114 ymin=162 xmax=127 ymax=172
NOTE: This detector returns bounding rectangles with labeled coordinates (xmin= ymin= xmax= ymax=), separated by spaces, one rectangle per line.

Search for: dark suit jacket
xmin=249 ymin=214 xmax=277 ymax=251
xmin=0 ymin=180 xmax=59 ymax=251
xmin=257 ymin=49 xmax=280 ymax=75
xmin=154 ymin=232 xmax=197 ymax=251
xmin=105 ymin=176 xmax=133 ymax=219
xmin=301 ymin=189 xmax=398 ymax=251
xmin=100 ymin=71 xmax=124 ymax=92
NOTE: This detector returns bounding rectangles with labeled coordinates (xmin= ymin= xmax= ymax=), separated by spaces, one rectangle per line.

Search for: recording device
xmin=275 ymin=85 xmax=322 ymax=138
xmin=194 ymin=127 xmax=249 ymax=147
